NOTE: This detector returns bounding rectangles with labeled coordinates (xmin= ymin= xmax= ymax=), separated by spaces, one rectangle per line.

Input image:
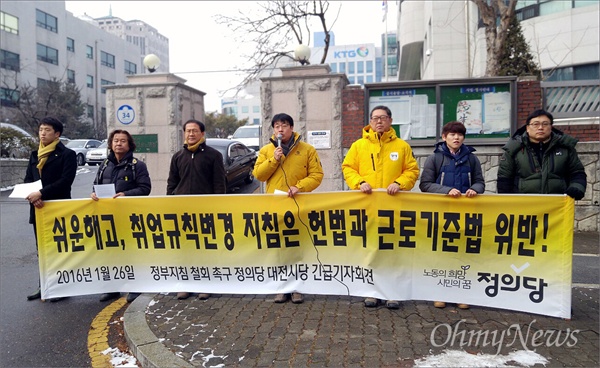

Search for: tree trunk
xmin=472 ymin=0 xmax=517 ymax=76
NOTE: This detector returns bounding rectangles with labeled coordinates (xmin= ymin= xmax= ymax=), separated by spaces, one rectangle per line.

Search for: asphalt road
xmin=0 ymin=164 xmax=259 ymax=367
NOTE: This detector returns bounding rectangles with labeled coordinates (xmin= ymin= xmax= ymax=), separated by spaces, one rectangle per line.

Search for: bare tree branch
xmin=214 ymin=1 xmax=333 ymax=94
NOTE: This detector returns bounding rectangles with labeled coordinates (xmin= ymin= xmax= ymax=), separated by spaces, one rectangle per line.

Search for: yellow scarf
xmin=36 ymin=138 xmax=60 ymax=177
xmin=185 ymin=136 xmax=205 ymax=153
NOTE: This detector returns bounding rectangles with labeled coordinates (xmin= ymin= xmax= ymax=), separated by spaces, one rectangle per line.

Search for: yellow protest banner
xmin=37 ymin=191 xmax=574 ymax=318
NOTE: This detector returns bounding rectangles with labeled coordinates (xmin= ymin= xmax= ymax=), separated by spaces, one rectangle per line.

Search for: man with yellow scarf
xmin=25 ymin=117 xmax=77 ymax=302
xmin=167 ymin=119 xmax=226 ymax=300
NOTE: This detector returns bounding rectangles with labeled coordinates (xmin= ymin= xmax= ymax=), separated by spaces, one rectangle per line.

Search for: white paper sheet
xmin=94 ymin=184 xmax=116 ymax=198
xmin=9 ymin=180 xmax=42 ymax=198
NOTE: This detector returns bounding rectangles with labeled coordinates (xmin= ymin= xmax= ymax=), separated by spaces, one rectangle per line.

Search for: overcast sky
xmin=65 ymin=1 xmax=398 ymax=112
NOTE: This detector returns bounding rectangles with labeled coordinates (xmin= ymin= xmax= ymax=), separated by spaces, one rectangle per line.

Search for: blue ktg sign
xmin=117 ymin=105 xmax=135 ymax=125
xmin=333 ymin=46 xmax=370 ymax=59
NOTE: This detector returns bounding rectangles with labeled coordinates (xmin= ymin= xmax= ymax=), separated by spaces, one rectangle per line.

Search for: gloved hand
xmin=565 ymin=187 xmax=584 ymax=200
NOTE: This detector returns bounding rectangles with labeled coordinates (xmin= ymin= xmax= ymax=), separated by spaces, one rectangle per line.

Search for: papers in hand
xmin=9 ymin=180 xmax=42 ymax=198
xmin=94 ymin=184 xmax=116 ymax=198
xmin=273 ymin=189 xmax=287 ymax=195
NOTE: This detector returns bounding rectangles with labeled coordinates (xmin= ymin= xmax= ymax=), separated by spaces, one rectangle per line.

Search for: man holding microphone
xmin=253 ymin=113 xmax=324 ymax=303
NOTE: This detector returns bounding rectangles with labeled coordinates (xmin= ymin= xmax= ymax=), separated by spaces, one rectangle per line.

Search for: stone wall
xmin=0 ymin=159 xmax=27 ymax=189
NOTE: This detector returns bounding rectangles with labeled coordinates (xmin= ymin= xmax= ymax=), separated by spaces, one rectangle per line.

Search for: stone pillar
xmin=105 ymin=73 xmax=206 ymax=196
xmin=260 ymin=65 xmax=349 ymax=192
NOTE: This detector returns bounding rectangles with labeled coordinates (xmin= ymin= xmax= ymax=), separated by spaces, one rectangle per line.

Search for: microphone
xmin=277 ymin=134 xmax=282 ymax=147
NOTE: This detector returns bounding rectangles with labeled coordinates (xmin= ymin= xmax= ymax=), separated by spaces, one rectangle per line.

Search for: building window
xmin=242 ymin=106 xmax=249 ymax=113
xmin=253 ymin=118 xmax=260 ymax=125
xmin=0 ymin=87 xmax=19 ymax=107
xmin=366 ymin=60 xmax=373 ymax=73
xmin=348 ymin=62 xmax=355 ymax=74
xmin=366 ymin=75 xmax=373 ymax=83
xmin=37 ymin=78 xmax=52 ymax=89
xmin=67 ymin=69 xmax=75 ymax=84
xmin=339 ymin=62 xmax=346 ymax=73
xmin=86 ymin=45 xmax=93 ymax=59
xmin=67 ymin=37 xmax=75 ymax=52
xmin=348 ymin=76 xmax=355 ymax=84
xmin=1 ymin=49 xmax=20 ymax=72
xmin=543 ymin=63 xmax=600 ymax=81
xmin=36 ymin=9 xmax=57 ymax=33
xmin=330 ymin=63 xmax=337 ymax=73
xmin=1 ymin=11 xmax=19 ymax=34
xmin=101 ymin=79 xmax=114 ymax=94
xmin=357 ymin=61 xmax=364 ymax=74
xmin=87 ymin=75 xmax=93 ymax=88
xmin=357 ymin=76 xmax=364 ymax=85
xmin=100 ymin=51 xmax=115 ymax=68
xmin=36 ymin=43 xmax=58 ymax=65
xmin=124 ymin=60 xmax=137 ymax=75
xmin=101 ymin=108 xmax=106 ymax=124
xmin=252 ymin=105 xmax=259 ymax=113
xmin=87 ymin=104 xmax=94 ymax=119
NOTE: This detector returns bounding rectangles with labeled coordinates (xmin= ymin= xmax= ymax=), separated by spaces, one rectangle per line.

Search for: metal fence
xmin=542 ymin=80 xmax=600 ymax=118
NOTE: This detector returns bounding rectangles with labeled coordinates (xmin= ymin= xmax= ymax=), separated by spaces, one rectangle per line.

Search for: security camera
xmin=425 ymin=49 xmax=432 ymax=57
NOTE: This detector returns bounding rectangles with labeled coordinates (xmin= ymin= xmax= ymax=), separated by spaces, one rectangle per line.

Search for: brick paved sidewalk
xmin=136 ymin=288 xmax=598 ymax=367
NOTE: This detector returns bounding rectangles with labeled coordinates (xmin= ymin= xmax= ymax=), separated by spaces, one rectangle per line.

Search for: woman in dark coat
xmin=91 ymin=129 xmax=151 ymax=303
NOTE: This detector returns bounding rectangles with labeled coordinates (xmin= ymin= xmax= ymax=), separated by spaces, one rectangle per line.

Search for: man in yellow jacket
xmin=253 ymin=112 xmax=324 ymax=304
xmin=342 ymin=105 xmax=420 ymax=309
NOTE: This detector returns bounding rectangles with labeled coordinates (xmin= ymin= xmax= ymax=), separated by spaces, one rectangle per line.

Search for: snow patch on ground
xmin=413 ymin=349 xmax=549 ymax=367
xmin=102 ymin=347 xmax=138 ymax=367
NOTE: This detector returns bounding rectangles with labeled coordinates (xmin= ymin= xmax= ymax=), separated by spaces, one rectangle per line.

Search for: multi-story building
xmin=222 ymin=30 xmax=399 ymax=116
xmin=221 ymin=80 xmax=262 ymax=125
xmin=0 ymin=1 xmax=166 ymax=138
xmin=396 ymin=0 xmax=599 ymax=81
xmin=79 ymin=10 xmax=169 ymax=74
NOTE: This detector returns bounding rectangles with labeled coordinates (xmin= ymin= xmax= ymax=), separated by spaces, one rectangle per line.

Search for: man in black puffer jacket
xmin=497 ymin=109 xmax=586 ymax=200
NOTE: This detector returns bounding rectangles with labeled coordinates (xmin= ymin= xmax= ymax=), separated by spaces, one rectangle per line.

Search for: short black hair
xmin=370 ymin=105 xmax=392 ymax=119
xmin=526 ymin=109 xmax=553 ymax=125
xmin=442 ymin=121 xmax=466 ymax=136
xmin=39 ymin=117 xmax=64 ymax=136
xmin=183 ymin=119 xmax=205 ymax=132
xmin=271 ymin=113 xmax=294 ymax=128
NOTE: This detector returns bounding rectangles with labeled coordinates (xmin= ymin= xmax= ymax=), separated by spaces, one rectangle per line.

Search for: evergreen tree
xmin=498 ymin=13 xmax=541 ymax=77
xmin=204 ymin=111 xmax=248 ymax=138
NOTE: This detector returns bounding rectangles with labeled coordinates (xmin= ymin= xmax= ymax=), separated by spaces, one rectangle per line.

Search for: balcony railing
xmin=542 ymin=80 xmax=600 ymax=119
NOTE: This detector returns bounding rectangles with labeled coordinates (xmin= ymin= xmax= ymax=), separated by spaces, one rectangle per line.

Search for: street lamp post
xmin=294 ymin=44 xmax=311 ymax=66
xmin=143 ymin=54 xmax=161 ymax=73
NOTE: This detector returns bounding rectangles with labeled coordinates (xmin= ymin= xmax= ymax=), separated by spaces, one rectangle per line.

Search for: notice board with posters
xmin=366 ymin=77 xmax=516 ymax=145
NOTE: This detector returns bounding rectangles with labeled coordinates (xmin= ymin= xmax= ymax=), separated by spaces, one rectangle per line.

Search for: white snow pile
xmin=414 ymin=349 xmax=549 ymax=367
xmin=102 ymin=347 xmax=139 ymax=367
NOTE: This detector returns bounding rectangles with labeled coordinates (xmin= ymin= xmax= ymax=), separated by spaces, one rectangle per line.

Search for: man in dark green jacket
xmin=497 ymin=109 xmax=586 ymax=199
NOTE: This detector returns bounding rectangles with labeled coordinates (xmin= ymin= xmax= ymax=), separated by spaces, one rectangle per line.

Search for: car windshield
xmin=233 ymin=127 xmax=259 ymax=138
xmin=98 ymin=142 xmax=108 ymax=149
xmin=66 ymin=140 xmax=87 ymax=148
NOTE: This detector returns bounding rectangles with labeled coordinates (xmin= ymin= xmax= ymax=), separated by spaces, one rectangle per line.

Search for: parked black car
xmin=206 ymin=138 xmax=257 ymax=192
